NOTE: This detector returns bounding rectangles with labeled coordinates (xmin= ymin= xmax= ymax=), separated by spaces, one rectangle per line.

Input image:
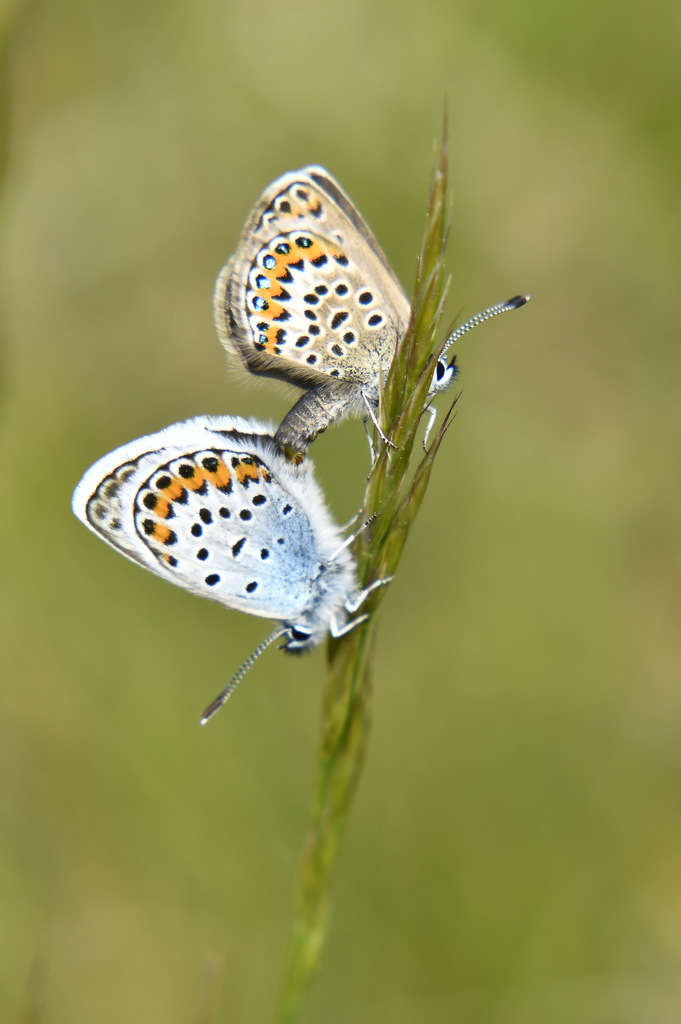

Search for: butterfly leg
xmin=363 ymin=418 xmax=378 ymax=467
xmin=345 ymin=575 xmax=393 ymax=614
xmin=361 ymin=392 xmax=398 ymax=450
xmin=422 ymin=403 xmax=438 ymax=451
xmin=327 ymin=577 xmax=393 ymax=639
xmin=329 ymin=612 xmax=370 ymax=638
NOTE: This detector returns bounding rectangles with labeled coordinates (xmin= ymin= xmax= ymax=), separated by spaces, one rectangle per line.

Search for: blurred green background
xmin=1 ymin=0 xmax=680 ymax=1020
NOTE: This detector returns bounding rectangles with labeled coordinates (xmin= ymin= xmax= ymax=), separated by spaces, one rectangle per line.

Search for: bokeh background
xmin=1 ymin=0 xmax=680 ymax=1021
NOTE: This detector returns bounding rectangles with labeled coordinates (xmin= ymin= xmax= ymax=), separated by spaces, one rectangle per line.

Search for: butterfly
xmin=214 ymin=165 xmax=529 ymax=454
xmin=72 ymin=415 xmax=390 ymax=722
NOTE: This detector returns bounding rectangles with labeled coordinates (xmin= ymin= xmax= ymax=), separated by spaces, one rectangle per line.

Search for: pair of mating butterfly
xmin=73 ymin=167 xmax=529 ymax=722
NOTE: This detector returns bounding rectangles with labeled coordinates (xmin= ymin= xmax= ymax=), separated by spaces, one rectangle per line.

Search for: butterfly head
xmin=281 ymin=624 xmax=315 ymax=651
xmin=430 ymin=353 xmax=459 ymax=396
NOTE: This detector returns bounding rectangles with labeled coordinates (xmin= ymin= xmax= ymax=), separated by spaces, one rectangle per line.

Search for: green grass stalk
xmin=276 ymin=125 xmax=454 ymax=1024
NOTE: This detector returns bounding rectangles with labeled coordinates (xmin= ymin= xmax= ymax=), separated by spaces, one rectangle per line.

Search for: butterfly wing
xmin=214 ymin=166 xmax=410 ymax=396
xmin=72 ymin=416 xmax=329 ymax=621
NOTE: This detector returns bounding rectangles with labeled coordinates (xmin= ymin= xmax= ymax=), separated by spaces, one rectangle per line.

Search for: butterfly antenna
xmin=199 ymin=626 xmax=290 ymax=725
xmin=329 ymin=514 xmax=379 ymax=562
xmin=440 ymin=294 xmax=530 ymax=358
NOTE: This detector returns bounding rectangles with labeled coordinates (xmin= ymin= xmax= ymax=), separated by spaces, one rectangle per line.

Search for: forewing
xmin=214 ymin=166 xmax=410 ymax=391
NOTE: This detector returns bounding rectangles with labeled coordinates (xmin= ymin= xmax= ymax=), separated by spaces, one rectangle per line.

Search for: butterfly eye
xmin=430 ymin=356 xmax=459 ymax=395
xmin=289 ymin=626 xmax=312 ymax=644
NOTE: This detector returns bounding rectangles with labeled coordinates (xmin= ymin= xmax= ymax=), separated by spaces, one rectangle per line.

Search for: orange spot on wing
xmin=235 ymin=460 xmax=260 ymax=485
xmin=183 ymin=468 xmax=207 ymax=491
xmin=162 ymin=479 xmax=185 ymax=501
xmin=154 ymin=498 xmax=171 ymax=519
xmin=263 ymin=300 xmax=284 ymax=322
xmin=152 ymin=524 xmax=174 ymax=544
xmin=302 ymin=240 xmax=325 ymax=261
xmin=203 ymin=459 xmax=231 ymax=490
xmin=274 ymin=251 xmax=294 ymax=275
xmin=262 ymin=325 xmax=286 ymax=354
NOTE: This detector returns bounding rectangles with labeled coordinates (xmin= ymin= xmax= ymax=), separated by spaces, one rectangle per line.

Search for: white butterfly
xmin=72 ymin=415 xmax=390 ymax=721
